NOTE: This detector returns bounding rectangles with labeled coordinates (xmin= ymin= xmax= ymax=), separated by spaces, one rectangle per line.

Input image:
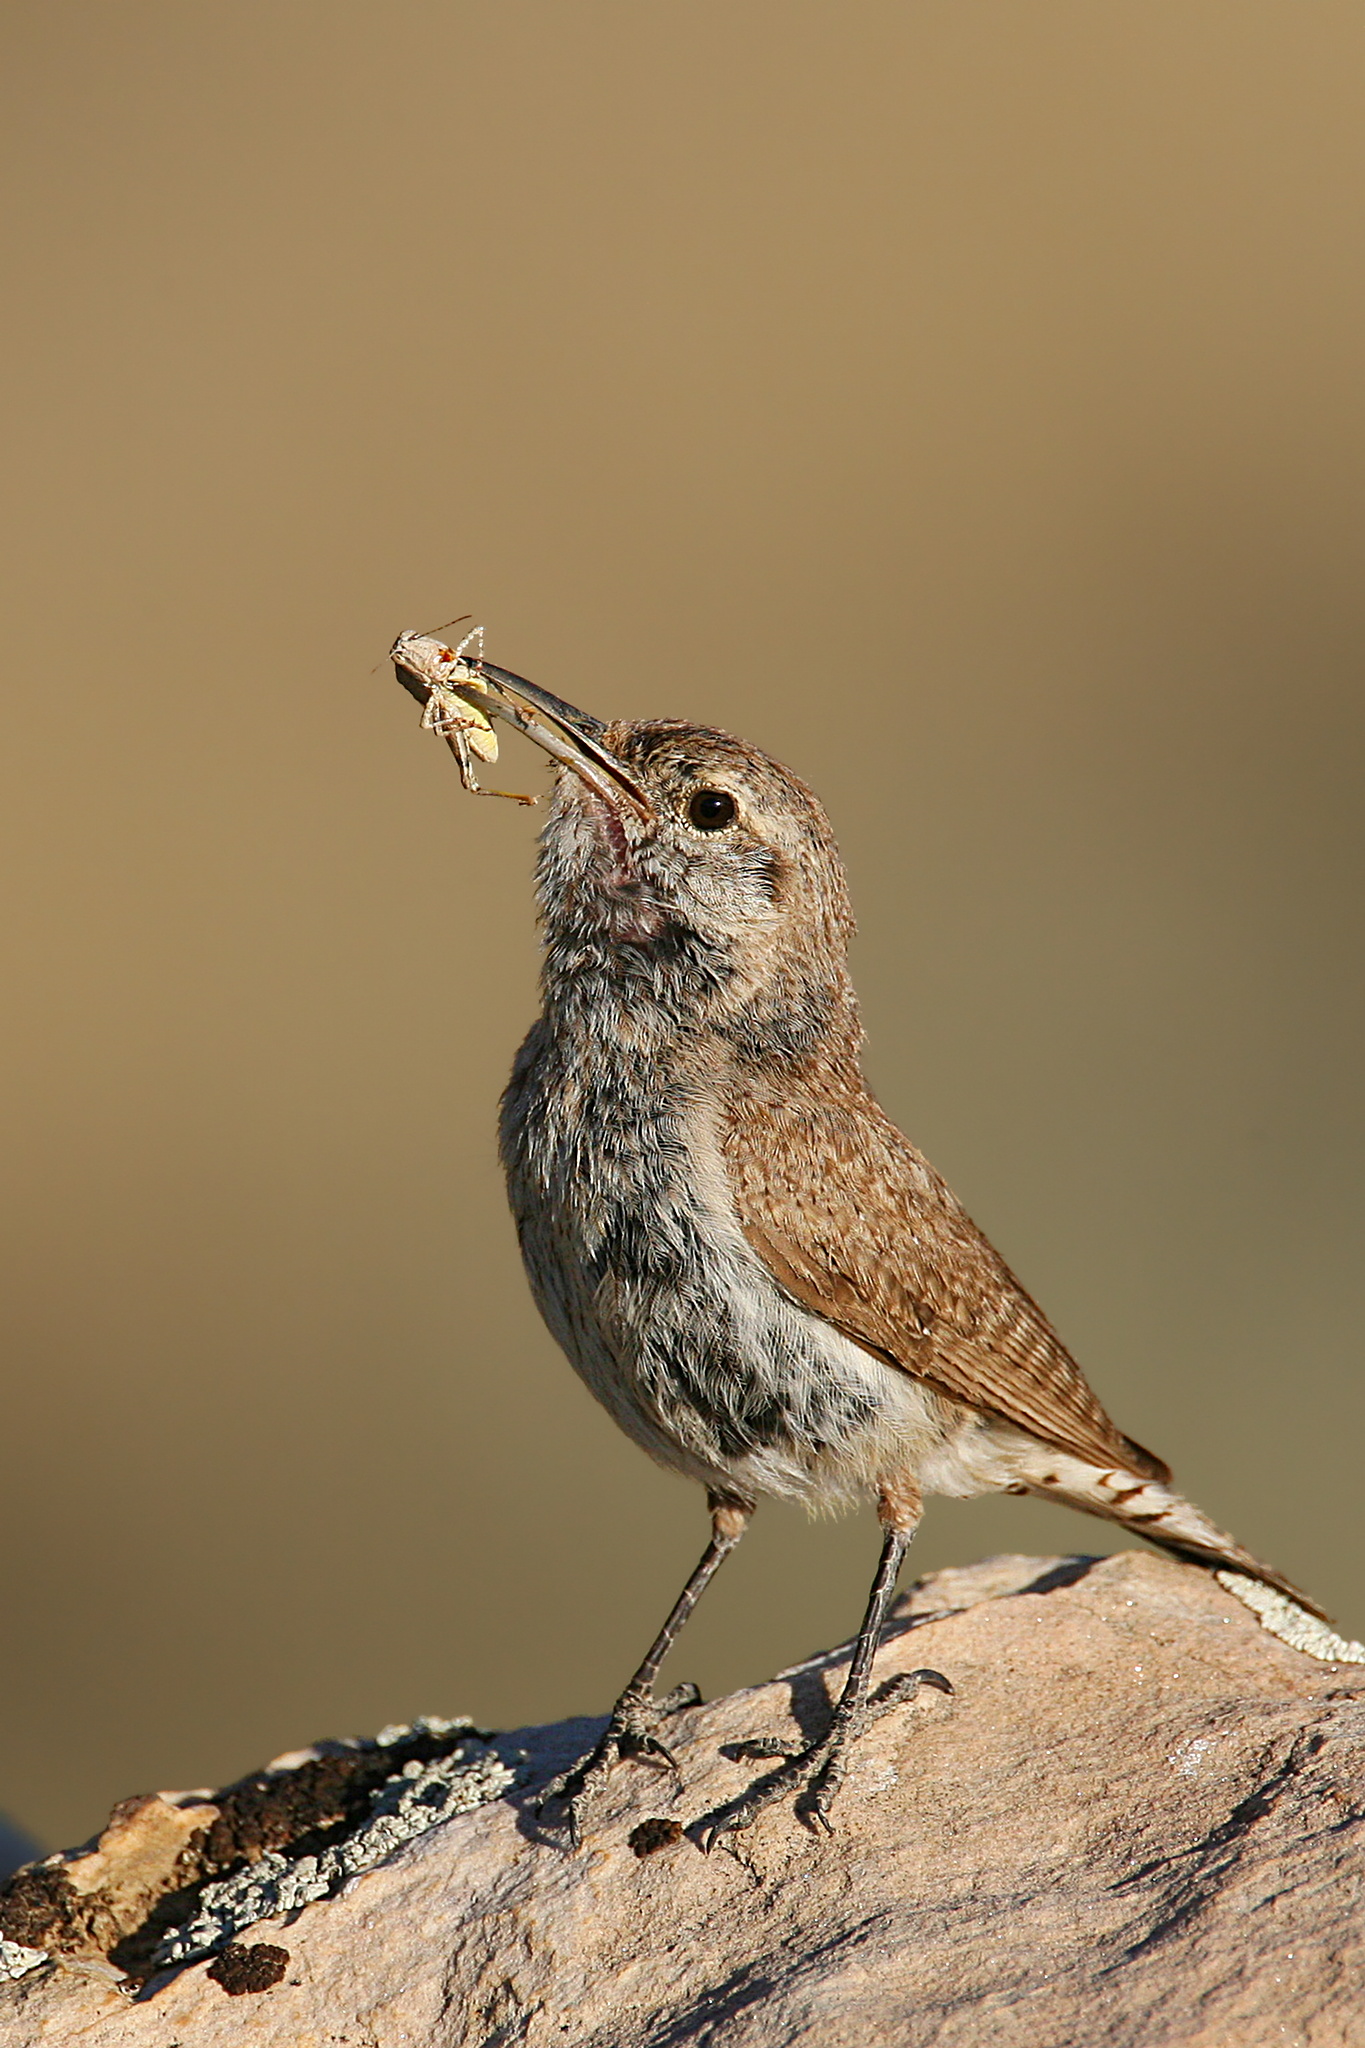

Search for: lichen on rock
xmin=152 ymin=1731 xmax=521 ymax=1969
xmin=1216 ymin=1568 xmax=1365 ymax=1662
xmin=0 ymin=1936 xmax=47 ymax=1985
xmin=0 ymin=1714 xmax=522 ymax=1988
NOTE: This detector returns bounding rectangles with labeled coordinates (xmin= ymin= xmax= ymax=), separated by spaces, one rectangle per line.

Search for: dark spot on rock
xmin=0 ymin=1722 xmax=488 ymax=1982
xmin=628 ymin=1817 xmax=683 ymax=1858
xmin=206 ymin=1941 xmax=290 ymax=1995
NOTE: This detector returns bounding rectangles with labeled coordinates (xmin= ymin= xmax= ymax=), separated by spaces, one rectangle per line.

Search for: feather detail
xmin=724 ymin=1064 xmax=1171 ymax=1486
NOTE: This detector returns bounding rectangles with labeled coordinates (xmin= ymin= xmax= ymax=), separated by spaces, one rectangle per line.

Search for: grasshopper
xmin=389 ymin=623 xmax=538 ymax=804
xmin=390 ymin=625 xmax=653 ymax=819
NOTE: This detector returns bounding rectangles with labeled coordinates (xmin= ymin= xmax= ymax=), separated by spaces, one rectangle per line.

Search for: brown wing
xmin=722 ymin=1064 xmax=1170 ymax=1484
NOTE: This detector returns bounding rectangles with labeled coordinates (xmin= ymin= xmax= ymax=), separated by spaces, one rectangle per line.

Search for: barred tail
xmin=1020 ymin=1453 xmax=1331 ymax=1622
xmin=1105 ymin=1485 xmax=1329 ymax=1622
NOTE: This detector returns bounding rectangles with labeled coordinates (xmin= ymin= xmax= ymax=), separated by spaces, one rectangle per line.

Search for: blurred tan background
xmin=2 ymin=1 xmax=1362 ymax=1855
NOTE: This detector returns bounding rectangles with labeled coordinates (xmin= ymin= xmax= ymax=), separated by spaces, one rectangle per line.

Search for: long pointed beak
xmin=390 ymin=635 xmax=654 ymax=820
xmin=471 ymin=660 xmax=655 ymax=819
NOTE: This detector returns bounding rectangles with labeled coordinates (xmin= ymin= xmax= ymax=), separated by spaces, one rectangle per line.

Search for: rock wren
xmin=394 ymin=647 xmax=1327 ymax=1847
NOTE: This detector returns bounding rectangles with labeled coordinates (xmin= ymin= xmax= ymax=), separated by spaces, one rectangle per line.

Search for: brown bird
xmin=393 ymin=645 xmax=1327 ymax=1848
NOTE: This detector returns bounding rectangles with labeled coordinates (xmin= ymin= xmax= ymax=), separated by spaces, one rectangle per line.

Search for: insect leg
xmin=447 ymin=724 xmax=483 ymax=792
xmin=444 ymin=724 xmax=538 ymax=804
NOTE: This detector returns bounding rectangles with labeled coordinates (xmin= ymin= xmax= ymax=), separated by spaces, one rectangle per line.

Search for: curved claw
xmin=655 ymin=1681 xmax=703 ymax=1714
xmin=533 ymin=1735 xmax=620 ymax=1832
xmin=534 ymin=1777 xmax=575 ymax=1819
xmin=538 ymin=1786 xmax=593 ymax=1849
xmin=531 ymin=1684 xmax=701 ymax=1848
xmin=622 ymin=1731 xmax=681 ymax=1772
xmin=533 ymin=1766 xmax=598 ymax=1836
xmin=697 ymin=1665 xmax=953 ymax=1849
xmin=532 ymin=1780 xmax=584 ymax=1848
xmin=698 ymin=1749 xmax=812 ymax=1850
xmin=913 ymin=1668 xmax=954 ymax=1695
xmin=869 ymin=1667 xmax=954 ymax=1716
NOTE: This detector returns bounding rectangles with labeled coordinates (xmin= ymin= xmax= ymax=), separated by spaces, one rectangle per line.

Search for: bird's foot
xmin=698 ymin=1667 xmax=952 ymax=1850
xmin=535 ymin=1681 xmax=702 ymax=1846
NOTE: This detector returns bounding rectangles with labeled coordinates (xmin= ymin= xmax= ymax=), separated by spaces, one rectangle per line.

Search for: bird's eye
xmin=687 ymin=789 xmax=737 ymax=831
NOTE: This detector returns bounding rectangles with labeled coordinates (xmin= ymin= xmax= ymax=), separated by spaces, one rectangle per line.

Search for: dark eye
xmin=687 ymin=789 xmax=737 ymax=831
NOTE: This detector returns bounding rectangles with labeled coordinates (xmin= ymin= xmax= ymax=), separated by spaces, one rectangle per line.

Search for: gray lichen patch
xmin=152 ymin=1735 xmax=520 ymax=1969
xmin=1216 ymin=1571 xmax=1365 ymax=1663
xmin=0 ymin=1936 xmax=48 ymax=1985
xmin=0 ymin=1715 xmax=523 ymax=1988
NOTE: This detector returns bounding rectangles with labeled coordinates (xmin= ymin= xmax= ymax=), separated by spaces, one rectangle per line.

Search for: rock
xmin=0 ymin=1715 xmax=511 ymax=1982
xmin=3 ymin=1551 xmax=1364 ymax=2045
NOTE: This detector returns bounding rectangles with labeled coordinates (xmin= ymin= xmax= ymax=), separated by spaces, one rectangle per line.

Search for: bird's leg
xmin=536 ymin=1494 xmax=752 ymax=1845
xmin=700 ymin=1486 xmax=950 ymax=1847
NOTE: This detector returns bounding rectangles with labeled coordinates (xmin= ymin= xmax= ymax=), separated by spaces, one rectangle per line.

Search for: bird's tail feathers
xmin=1115 ymin=1433 xmax=1172 ymax=1486
xmin=1024 ymin=1460 xmax=1330 ymax=1622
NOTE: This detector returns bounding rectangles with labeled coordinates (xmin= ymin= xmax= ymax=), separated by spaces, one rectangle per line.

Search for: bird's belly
xmin=510 ymin=1158 xmax=950 ymax=1507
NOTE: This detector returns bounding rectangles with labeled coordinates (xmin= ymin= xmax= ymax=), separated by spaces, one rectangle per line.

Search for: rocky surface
xmin=3 ymin=1550 xmax=1364 ymax=2046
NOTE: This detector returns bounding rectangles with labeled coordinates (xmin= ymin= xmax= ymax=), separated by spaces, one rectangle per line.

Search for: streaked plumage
xmin=434 ymin=686 xmax=1325 ymax=1841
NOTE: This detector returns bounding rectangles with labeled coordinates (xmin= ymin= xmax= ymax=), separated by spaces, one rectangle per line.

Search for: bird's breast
xmin=499 ymin=1018 xmax=950 ymax=1503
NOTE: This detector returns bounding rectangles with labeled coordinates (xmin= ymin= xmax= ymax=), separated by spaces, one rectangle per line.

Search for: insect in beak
xmin=390 ymin=628 xmax=655 ymax=820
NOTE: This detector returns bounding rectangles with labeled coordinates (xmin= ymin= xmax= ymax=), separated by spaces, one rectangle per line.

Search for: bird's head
xmin=393 ymin=645 xmax=861 ymax=1058
xmin=541 ymin=716 xmax=859 ymax=1059
xmin=455 ymin=659 xmax=859 ymax=1058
